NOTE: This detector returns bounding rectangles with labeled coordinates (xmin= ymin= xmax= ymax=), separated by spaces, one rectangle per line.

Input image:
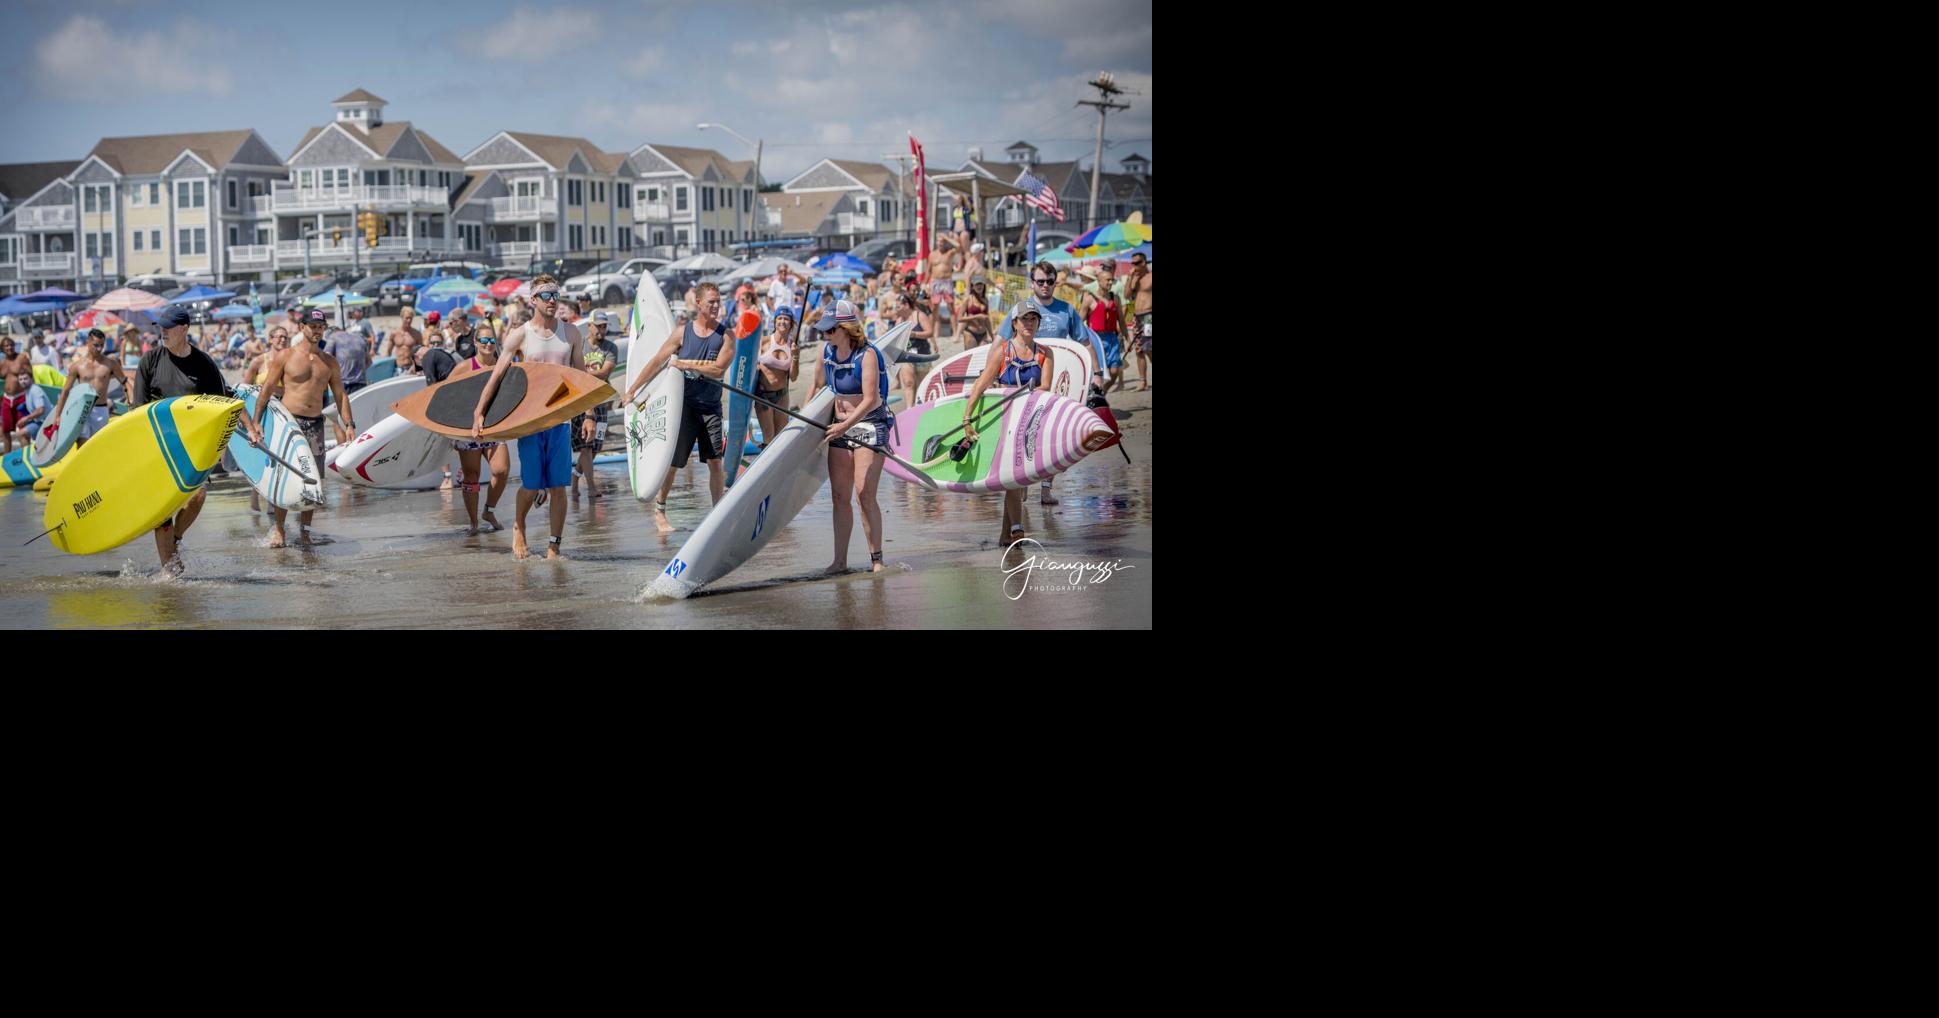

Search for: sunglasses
xmin=534 ymin=291 xmax=560 ymax=302
xmin=1032 ymin=278 xmax=1055 ymax=285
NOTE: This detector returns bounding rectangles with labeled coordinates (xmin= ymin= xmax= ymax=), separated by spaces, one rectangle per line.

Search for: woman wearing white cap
xmin=811 ymin=299 xmax=891 ymax=573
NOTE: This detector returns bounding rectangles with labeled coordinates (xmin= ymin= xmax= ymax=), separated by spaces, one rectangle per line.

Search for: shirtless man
xmin=469 ymin=275 xmax=583 ymax=560
xmin=1124 ymin=251 xmax=1151 ymax=390
xmin=50 ymin=329 xmax=130 ymax=449
xmin=386 ymin=307 xmax=423 ymax=373
xmin=0 ymin=336 xmax=30 ymax=384
xmin=245 ymin=308 xmax=352 ymax=549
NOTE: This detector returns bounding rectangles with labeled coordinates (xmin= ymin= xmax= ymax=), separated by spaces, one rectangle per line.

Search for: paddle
xmin=239 ymin=428 xmax=320 ymax=485
xmin=917 ymin=381 xmax=1038 ymax=463
xmin=675 ymin=371 xmax=941 ymax=491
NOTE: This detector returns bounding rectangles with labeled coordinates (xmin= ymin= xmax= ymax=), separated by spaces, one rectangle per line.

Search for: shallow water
xmin=1 ymin=423 xmax=1153 ymax=629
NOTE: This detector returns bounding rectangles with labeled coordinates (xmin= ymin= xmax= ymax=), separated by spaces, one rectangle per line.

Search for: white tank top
xmin=521 ymin=320 xmax=575 ymax=365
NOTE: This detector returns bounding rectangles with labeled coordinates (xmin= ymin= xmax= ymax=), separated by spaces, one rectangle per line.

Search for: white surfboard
xmin=648 ymin=320 xmax=912 ymax=599
xmin=622 ymin=278 xmax=684 ymax=501
xmin=333 ymin=413 xmax=454 ymax=488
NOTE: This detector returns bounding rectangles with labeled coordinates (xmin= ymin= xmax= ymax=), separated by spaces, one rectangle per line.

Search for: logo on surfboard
xmin=751 ymin=494 xmax=771 ymax=541
xmin=636 ymin=395 xmax=668 ymax=445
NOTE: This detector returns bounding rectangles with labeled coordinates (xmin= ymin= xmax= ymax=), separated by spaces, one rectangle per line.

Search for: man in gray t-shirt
xmin=324 ymin=329 xmax=370 ymax=392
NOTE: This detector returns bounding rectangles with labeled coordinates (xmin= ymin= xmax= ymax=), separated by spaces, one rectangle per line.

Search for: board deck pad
xmin=425 ymin=366 xmax=526 ymax=430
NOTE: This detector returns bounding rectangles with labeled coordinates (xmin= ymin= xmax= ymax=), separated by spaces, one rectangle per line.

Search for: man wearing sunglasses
xmin=996 ymin=260 xmax=1109 ymax=505
xmin=468 ymin=275 xmax=586 ymax=559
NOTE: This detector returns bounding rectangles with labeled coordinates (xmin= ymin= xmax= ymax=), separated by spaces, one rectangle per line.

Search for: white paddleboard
xmin=622 ymin=278 xmax=684 ymax=501
xmin=648 ymin=320 xmax=912 ymax=599
xmin=333 ymin=413 xmax=455 ymax=488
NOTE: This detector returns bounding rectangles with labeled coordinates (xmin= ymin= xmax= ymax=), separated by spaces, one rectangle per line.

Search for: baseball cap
xmin=300 ymin=308 xmax=328 ymax=326
xmin=426 ymin=311 xmax=441 ymax=323
xmin=158 ymin=305 xmax=193 ymax=329
xmin=772 ymin=305 xmax=797 ymax=322
xmin=812 ymin=299 xmax=858 ymax=333
xmin=592 ymin=310 xmax=612 ymax=326
xmin=1014 ymin=299 xmax=1045 ymax=320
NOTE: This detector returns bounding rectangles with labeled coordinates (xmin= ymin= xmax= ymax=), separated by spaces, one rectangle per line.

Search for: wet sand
xmin=0 ymin=347 xmax=1154 ymax=629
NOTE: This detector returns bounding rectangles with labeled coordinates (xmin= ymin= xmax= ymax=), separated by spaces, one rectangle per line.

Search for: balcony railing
xmin=492 ymin=241 xmax=540 ymax=260
xmin=634 ymin=201 xmax=672 ymax=222
xmin=251 ymin=196 xmax=271 ymax=215
xmin=19 ymin=206 xmax=77 ymax=231
xmin=229 ymin=245 xmax=273 ymax=265
xmin=836 ymin=212 xmax=876 ymax=234
xmin=274 ymin=236 xmax=472 ymax=266
xmin=22 ymin=252 xmax=76 ymax=273
xmin=489 ymin=196 xmax=556 ymax=221
xmin=270 ymin=184 xmax=449 ymax=212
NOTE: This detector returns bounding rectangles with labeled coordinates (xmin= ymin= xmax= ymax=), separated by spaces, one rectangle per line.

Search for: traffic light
xmin=333 ymin=228 xmax=342 ymax=245
xmin=360 ymin=212 xmax=380 ymax=248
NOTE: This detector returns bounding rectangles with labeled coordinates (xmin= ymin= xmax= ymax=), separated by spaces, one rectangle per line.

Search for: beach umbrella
xmin=20 ymin=287 xmax=88 ymax=304
xmin=666 ymin=252 xmax=736 ymax=272
xmin=725 ymin=255 xmax=817 ymax=280
xmin=69 ymin=309 xmax=124 ymax=331
xmin=167 ymin=284 xmax=238 ymax=305
xmin=212 ymin=304 xmax=255 ymax=321
xmin=1065 ymin=216 xmax=1152 ymax=257
xmin=809 ymin=252 xmax=875 ymax=275
xmin=488 ymin=276 xmax=525 ymax=300
xmin=810 ymin=268 xmax=866 ymax=287
xmin=0 ymin=295 xmax=58 ymax=317
xmin=89 ymin=287 xmax=169 ymax=311
xmin=414 ymin=277 xmax=493 ymax=318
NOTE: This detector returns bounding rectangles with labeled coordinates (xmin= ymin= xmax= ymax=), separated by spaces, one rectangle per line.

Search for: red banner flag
xmin=911 ymin=133 xmax=927 ymax=281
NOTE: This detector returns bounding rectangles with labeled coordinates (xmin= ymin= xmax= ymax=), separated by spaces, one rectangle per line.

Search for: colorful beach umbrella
xmin=414 ymin=277 xmax=493 ymax=318
xmin=89 ymin=287 xmax=169 ymax=312
xmin=1065 ymin=215 xmax=1152 ymax=257
xmin=69 ymin=309 xmax=124 ymax=331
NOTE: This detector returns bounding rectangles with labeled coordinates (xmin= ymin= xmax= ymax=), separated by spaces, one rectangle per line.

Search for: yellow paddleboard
xmin=29 ymin=440 xmax=87 ymax=491
xmin=44 ymin=395 xmax=243 ymax=555
xmin=32 ymin=364 xmax=66 ymax=388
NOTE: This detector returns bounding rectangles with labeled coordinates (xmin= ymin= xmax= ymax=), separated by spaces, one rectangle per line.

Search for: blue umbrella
xmin=414 ymin=277 xmax=494 ymax=319
xmin=0 ymin=295 xmax=59 ymax=317
xmin=811 ymin=268 xmax=865 ymax=287
xmin=168 ymin=285 xmax=237 ymax=304
xmin=20 ymin=287 xmax=88 ymax=304
xmin=813 ymin=253 xmax=876 ymax=275
xmin=212 ymin=304 xmax=254 ymax=320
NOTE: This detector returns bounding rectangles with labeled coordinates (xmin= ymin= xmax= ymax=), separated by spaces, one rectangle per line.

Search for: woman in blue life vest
xmin=962 ymin=298 xmax=1054 ymax=547
xmin=810 ymin=299 xmax=891 ymax=574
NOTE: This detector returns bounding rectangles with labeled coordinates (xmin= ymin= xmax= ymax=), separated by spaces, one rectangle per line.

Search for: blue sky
xmin=0 ymin=0 xmax=1152 ymax=184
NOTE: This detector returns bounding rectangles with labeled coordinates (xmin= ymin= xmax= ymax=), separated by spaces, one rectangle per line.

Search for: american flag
xmin=1016 ymin=172 xmax=1065 ymax=221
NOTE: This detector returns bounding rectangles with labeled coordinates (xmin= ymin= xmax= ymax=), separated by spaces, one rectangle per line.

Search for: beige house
xmin=628 ymin=144 xmax=767 ymax=256
xmin=779 ymin=159 xmax=906 ymax=245
xmin=461 ymin=131 xmax=641 ymax=266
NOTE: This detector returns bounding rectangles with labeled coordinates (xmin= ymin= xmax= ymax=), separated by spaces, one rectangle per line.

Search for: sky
xmin=0 ymin=0 xmax=1153 ymax=185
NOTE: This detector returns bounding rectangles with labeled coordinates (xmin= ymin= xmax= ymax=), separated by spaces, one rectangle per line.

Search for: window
xmin=337 ymin=169 xmax=349 ymax=189
xmin=86 ymin=234 xmax=97 ymax=258
xmin=84 ymin=188 xmax=97 ymax=213
xmin=131 ymin=186 xmax=144 ymax=207
xmin=194 ymin=229 xmax=207 ymax=255
xmin=103 ymin=232 xmax=112 ymax=257
xmin=675 ymin=227 xmax=689 ymax=246
xmin=743 ymin=189 xmax=751 ymax=213
xmin=178 ymin=182 xmax=191 ymax=207
xmin=619 ymin=226 xmax=632 ymax=251
xmin=134 ymin=231 xmax=145 ymax=252
xmin=617 ymin=185 xmax=630 ymax=208
xmin=257 ymin=228 xmax=270 ymax=245
xmin=180 ymin=228 xmax=191 ymax=251
xmin=701 ymin=187 xmax=713 ymax=212
xmin=300 ymin=170 xmax=314 ymax=189
xmin=676 ymin=187 xmax=688 ymax=212
xmin=151 ymin=230 xmax=161 ymax=249
xmin=568 ymin=180 xmax=582 ymax=206
xmin=228 ymin=179 xmax=238 ymax=208
xmin=857 ymin=199 xmax=869 ymax=215
xmin=569 ymin=225 xmax=583 ymax=250
xmin=229 ymin=226 xmax=238 ymax=246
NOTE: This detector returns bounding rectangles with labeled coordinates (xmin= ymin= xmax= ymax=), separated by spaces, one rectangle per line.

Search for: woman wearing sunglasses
xmin=995 ymin=260 xmax=1109 ymax=506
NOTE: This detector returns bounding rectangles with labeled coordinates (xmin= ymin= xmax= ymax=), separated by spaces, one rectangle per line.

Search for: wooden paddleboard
xmin=387 ymin=363 xmax=614 ymax=442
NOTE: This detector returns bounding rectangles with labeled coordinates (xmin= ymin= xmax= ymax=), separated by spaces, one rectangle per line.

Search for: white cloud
xmin=36 ymin=16 xmax=234 ymax=100
xmin=579 ymin=101 xmax=693 ymax=140
xmin=1062 ymin=25 xmax=1154 ymax=66
xmin=626 ymin=46 xmax=666 ymax=78
xmin=481 ymin=6 xmax=600 ymax=59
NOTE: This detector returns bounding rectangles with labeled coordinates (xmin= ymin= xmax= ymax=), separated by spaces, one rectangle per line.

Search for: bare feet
xmin=439 ymin=475 xmax=454 ymax=491
xmin=1039 ymin=485 xmax=1059 ymax=506
xmin=483 ymin=509 xmax=503 ymax=532
xmin=546 ymin=543 xmax=564 ymax=560
xmin=268 ymin=527 xmax=285 ymax=548
xmin=654 ymin=503 xmax=672 ymax=534
xmin=466 ymin=523 xmax=480 ymax=536
xmin=162 ymin=555 xmax=185 ymax=579
xmin=513 ymin=530 xmax=530 ymax=559
xmin=871 ymin=561 xmax=887 ymax=573
xmin=297 ymin=528 xmax=313 ymax=546
xmin=824 ymin=562 xmax=846 ymax=575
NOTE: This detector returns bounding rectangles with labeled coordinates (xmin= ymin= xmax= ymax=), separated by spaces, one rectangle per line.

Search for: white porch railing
xmin=760 ymin=207 xmax=782 ymax=228
xmin=836 ymin=212 xmax=876 ymax=233
xmin=20 ymin=206 xmax=76 ymax=230
xmin=251 ymin=196 xmax=271 ymax=215
xmin=493 ymin=241 xmax=540 ymax=259
xmin=22 ymin=252 xmax=76 ymax=272
xmin=229 ymin=245 xmax=273 ymax=265
xmin=270 ymin=184 xmax=449 ymax=212
xmin=489 ymin=196 xmax=555 ymax=220
xmin=634 ymin=201 xmax=671 ymax=222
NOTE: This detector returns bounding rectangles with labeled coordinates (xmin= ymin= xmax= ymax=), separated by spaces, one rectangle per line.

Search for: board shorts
xmin=0 ymin=395 xmax=26 ymax=433
xmin=452 ymin=438 xmax=500 ymax=453
xmin=1136 ymin=313 xmax=1153 ymax=353
xmin=1097 ymin=332 xmax=1122 ymax=370
xmin=518 ymin=422 xmax=572 ymax=490
xmin=908 ymin=337 xmax=933 ymax=357
xmin=291 ymin=413 xmax=327 ymax=462
xmin=77 ymin=404 xmax=111 ymax=441
xmin=344 ymin=381 xmax=366 ymax=394
xmin=671 ymin=406 xmax=723 ymax=468
xmin=829 ymin=409 xmax=893 ymax=453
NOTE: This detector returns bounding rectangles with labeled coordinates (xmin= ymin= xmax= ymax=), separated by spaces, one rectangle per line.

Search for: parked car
xmin=383 ymin=260 xmax=491 ymax=310
xmin=126 ymin=274 xmax=192 ymax=296
xmin=846 ymin=237 xmax=918 ymax=273
xmin=561 ymin=257 xmax=667 ymax=305
xmin=348 ymin=271 xmax=403 ymax=302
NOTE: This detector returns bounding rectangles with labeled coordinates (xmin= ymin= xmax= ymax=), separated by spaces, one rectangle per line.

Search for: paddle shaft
xmin=244 ymin=432 xmax=319 ymax=485
xmin=681 ymin=371 xmax=940 ymax=490
xmin=919 ymin=381 xmax=1038 ymax=461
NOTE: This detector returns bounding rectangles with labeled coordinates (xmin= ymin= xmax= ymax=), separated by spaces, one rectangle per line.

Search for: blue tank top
xmin=680 ymin=320 xmax=728 ymax=410
xmin=996 ymin=340 xmax=1048 ymax=388
xmin=823 ymin=341 xmax=888 ymax=402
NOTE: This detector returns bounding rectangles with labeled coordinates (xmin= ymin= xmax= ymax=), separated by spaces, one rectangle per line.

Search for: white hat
xmin=971 ymin=242 xmax=984 ymax=253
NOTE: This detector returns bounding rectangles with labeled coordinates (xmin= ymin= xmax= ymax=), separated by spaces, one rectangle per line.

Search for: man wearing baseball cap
xmin=132 ymin=303 xmax=231 ymax=575
xmin=570 ymin=310 xmax=621 ymax=500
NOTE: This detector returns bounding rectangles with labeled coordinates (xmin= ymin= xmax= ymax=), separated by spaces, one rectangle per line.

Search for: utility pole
xmin=881 ymin=152 xmax=915 ymax=243
xmin=1078 ymin=72 xmax=1132 ymax=228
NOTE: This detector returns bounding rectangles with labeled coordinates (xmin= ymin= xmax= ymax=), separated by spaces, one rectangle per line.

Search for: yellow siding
xmin=125 ymin=203 xmax=169 ymax=230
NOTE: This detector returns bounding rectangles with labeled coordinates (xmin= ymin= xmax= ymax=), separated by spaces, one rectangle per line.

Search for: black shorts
xmin=908 ymin=337 xmax=933 ymax=357
xmin=671 ymin=407 xmax=723 ymax=467
xmin=344 ymin=381 xmax=367 ymax=394
xmin=570 ymin=407 xmax=611 ymax=452
xmin=291 ymin=414 xmax=327 ymax=460
xmin=829 ymin=411 xmax=892 ymax=452
xmin=754 ymin=386 xmax=787 ymax=405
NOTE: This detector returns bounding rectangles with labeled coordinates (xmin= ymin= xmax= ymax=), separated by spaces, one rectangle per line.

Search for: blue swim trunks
xmin=1097 ymin=331 xmax=1122 ymax=370
xmin=518 ymin=422 xmax=573 ymax=490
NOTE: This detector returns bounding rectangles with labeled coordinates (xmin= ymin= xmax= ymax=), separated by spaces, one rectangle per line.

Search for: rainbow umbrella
xmin=70 ymin=308 xmax=124 ymax=331
xmin=89 ymin=287 xmax=169 ymax=312
xmin=1066 ymin=214 xmax=1153 ymax=256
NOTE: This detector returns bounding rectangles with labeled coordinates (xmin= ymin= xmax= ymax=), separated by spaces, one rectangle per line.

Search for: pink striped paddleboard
xmin=883 ymin=389 xmax=1115 ymax=493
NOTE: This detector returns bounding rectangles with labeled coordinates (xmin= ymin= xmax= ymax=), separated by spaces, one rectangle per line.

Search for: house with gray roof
xmin=777 ymin=158 xmax=908 ymax=246
xmin=0 ymin=161 xmax=79 ymax=295
xmin=628 ymin=144 xmax=766 ymax=257
xmin=463 ymin=131 xmax=641 ymax=266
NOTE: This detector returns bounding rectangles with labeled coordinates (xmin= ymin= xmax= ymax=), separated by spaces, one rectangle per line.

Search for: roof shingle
xmin=86 ymin=130 xmax=258 ymax=175
xmin=0 ymin=161 xmax=79 ymax=203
